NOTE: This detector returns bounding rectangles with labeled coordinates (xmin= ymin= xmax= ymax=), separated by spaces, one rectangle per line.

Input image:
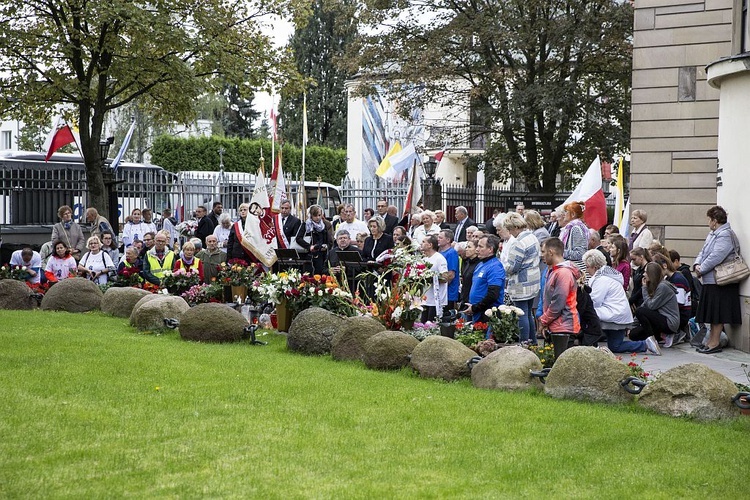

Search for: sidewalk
xmin=626 ymin=341 xmax=750 ymax=385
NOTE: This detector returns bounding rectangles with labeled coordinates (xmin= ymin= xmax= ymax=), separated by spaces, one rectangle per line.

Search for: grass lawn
xmin=0 ymin=310 xmax=748 ymax=498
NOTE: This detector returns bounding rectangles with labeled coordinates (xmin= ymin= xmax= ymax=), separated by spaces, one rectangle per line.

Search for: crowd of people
xmin=6 ymin=199 xmax=744 ymax=356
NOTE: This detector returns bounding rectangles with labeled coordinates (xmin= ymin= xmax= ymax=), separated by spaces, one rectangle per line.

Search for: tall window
xmin=1 ymin=130 xmax=11 ymax=150
xmin=743 ymin=0 xmax=749 ymax=53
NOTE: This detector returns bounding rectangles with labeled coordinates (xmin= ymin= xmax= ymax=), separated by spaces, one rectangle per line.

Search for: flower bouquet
xmin=256 ymin=269 xmax=302 ymax=304
xmin=117 ymin=265 xmax=143 ymax=287
xmin=216 ymin=259 xmax=262 ymax=287
xmin=454 ymin=318 xmax=488 ymax=348
xmin=175 ymin=219 xmax=198 ymax=237
xmin=485 ymin=305 xmax=524 ymax=344
xmin=181 ymin=283 xmax=223 ymax=306
xmin=0 ymin=264 xmax=31 ymax=281
xmin=284 ymin=273 xmax=359 ymax=317
xmin=161 ymin=268 xmax=201 ymax=294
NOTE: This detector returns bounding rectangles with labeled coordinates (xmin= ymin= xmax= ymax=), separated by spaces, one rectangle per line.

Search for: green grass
xmin=1 ymin=310 xmax=748 ymax=498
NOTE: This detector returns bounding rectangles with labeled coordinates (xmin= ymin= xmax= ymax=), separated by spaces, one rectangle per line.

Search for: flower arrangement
xmin=175 ymin=219 xmax=198 ymax=237
xmin=527 ymin=343 xmax=555 ymax=368
xmin=256 ymin=269 xmax=302 ymax=304
xmin=455 ymin=320 xmax=488 ymax=348
xmin=485 ymin=305 xmax=524 ymax=344
xmin=181 ymin=283 xmax=223 ymax=306
xmin=117 ymin=265 xmax=143 ymax=287
xmin=216 ymin=259 xmax=262 ymax=287
xmin=403 ymin=321 xmax=440 ymax=340
xmin=0 ymin=264 xmax=32 ymax=281
xmin=161 ymin=268 xmax=201 ymax=292
xmin=284 ymin=273 xmax=359 ymax=317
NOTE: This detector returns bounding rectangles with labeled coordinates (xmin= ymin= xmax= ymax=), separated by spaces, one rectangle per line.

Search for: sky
xmin=254 ymin=16 xmax=295 ymax=121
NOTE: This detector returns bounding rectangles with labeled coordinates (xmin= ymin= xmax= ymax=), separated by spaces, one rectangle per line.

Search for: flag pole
xmin=301 ymin=92 xmax=308 ymax=217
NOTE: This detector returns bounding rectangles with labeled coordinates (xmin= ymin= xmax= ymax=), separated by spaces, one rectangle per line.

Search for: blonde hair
xmin=182 ymin=241 xmax=195 ymax=252
xmin=524 ymin=210 xmax=545 ymax=230
xmin=503 ymin=212 xmax=527 ymax=230
xmin=86 ymin=235 xmax=102 ymax=248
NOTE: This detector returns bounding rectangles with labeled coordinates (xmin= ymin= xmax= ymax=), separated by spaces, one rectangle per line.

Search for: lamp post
xmin=422 ymin=157 xmax=442 ymax=211
xmin=99 ymin=137 xmax=118 ymax=227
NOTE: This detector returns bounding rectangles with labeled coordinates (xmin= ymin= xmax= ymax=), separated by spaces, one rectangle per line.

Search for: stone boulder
xmin=363 ymin=331 xmax=419 ymax=370
xmin=0 ymin=279 xmax=36 ymax=310
xmin=40 ymin=277 xmax=103 ymax=313
xmin=287 ymin=307 xmax=345 ymax=355
xmin=129 ymin=294 xmax=164 ymax=323
xmin=331 ymin=316 xmax=387 ymax=361
xmin=471 ymin=345 xmax=544 ymax=392
xmin=101 ymin=287 xmax=152 ymax=318
xmin=638 ymin=363 xmax=739 ymax=421
xmin=179 ymin=303 xmax=248 ymax=343
xmin=544 ymin=346 xmax=634 ymax=404
xmin=410 ymin=335 xmax=476 ymax=381
xmin=129 ymin=295 xmax=189 ymax=331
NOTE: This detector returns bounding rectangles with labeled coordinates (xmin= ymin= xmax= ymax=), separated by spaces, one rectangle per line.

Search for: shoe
xmin=697 ymin=345 xmax=723 ymax=354
xmin=645 ymin=336 xmax=662 ymax=356
xmin=675 ymin=330 xmax=687 ymax=345
xmin=663 ymin=334 xmax=674 ymax=348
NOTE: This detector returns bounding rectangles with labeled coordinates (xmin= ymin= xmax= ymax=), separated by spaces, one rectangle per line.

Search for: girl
xmin=629 ymin=262 xmax=680 ymax=351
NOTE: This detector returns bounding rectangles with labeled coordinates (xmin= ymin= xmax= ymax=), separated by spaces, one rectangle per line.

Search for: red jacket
xmin=540 ymin=261 xmax=581 ymax=334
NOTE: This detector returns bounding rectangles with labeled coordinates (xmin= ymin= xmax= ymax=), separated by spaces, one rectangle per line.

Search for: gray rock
xmin=287 ymin=307 xmax=345 ymax=355
xmin=331 ymin=316 xmax=387 ymax=361
xmin=0 ymin=279 xmax=36 ymax=310
xmin=40 ymin=277 xmax=103 ymax=313
xmin=129 ymin=295 xmax=189 ymax=331
xmin=101 ymin=287 xmax=151 ymax=318
xmin=129 ymin=294 xmax=164 ymax=323
xmin=638 ymin=363 xmax=739 ymax=421
xmin=410 ymin=335 xmax=476 ymax=381
xmin=363 ymin=331 xmax=419 ymax=370
xmin=545 ymin=346 xmax=634 ymax=404
xmin=179 ymin=303 xmax=248 ymax=343
xmin=471 ymin=345 xmax=544 ymax=391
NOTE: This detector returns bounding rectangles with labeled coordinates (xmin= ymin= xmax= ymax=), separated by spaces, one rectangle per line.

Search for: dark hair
xmin=424 ymin=235 xmax=439 ymax=251
xmin=482 ymin=234 xmax=501 ymax=254
xmin=440 ymin=229 xmax=455 ymax=243
xmin=395 ymin=235 xmax=412 ymax=248
xmin=393 ymin=225 xmax=406 ymax=237
xmin=100 ymin=231 xmax=117 ymax=249
xmin=651 ymin=252 xmax=675 ymax=273
xmin=212 ymin=201 xmax=222 ymax=209
xmin=630 ymin=247 xmax=651 ymax=265
xmin=610 ymin=235 xmax=629 ymax=265
xmin=605 ymin=224 xmax=620 ymax=234
xmin=668 ymin=249 xmax=680 ymax=263
xmin=644 ymin=261 xmax=664 ymax=297
xmin=706 ymin=205 xmax=727 ymax=224
xmin=52 ymin=239 xmax=71 ymax=256
xmin=542 ymin=236 xmax=564 ymax=256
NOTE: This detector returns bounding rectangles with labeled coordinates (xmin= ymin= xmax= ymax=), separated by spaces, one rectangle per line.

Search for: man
xmin=588 ymin=228 xmax=612 ymax=267
xmin=9 ymin=247 xmax=42 ymax=284
xmin=196 ymin=235 xmax=226 ymax=284
xmin=463 ymin=235 xmax=505 ymax=322
xmin=485 ymin=209 xmax=500 ymax=236
xmin=142 ymin=233 xmax=176 ymax=285
xmin=194 ymin=205 xmax=215 ymax=247
xmin=337 ymin=203 xmax=369 ymax=238
xmin=377 ymin=199 xmax=398 ymax=235
xmin=438 ymin=229 xmax=460 ymax=310
xmin=545 ymin=210 xmax=562 ymax=238
xmin=141 ymin=208 xmax=158 ymax=235
xmin=138 ymin=232 xmax=157 ymax=259
xmin=538 ymin=237 xmax=580 ymax=339
xmin=420 ymin=235 xmax=450 ymax=322
xmin=275 ymin=200 xmax=302 ymax=249
xmin=326 ymin=229 xmax=362 ymax=292
xmin=85 ymin=207 xmax=115 ymax=245
xmin=516 ymin=203 xmax=525 ymax=215
xmin=434 ymin=210 xmax=450 ymax=230
xmin=159 ymin=208 xmax=179 ymax=249
xmin=454 ymin=206 xmax=475 ymax=242
xmin=207 ymin=201 xmax=223 ymax=228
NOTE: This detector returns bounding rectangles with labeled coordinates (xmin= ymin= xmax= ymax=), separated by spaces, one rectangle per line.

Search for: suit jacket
xmin=196 ymin=216 xmax=216 ymax=246
xmin=362 ymin=233 xmax=394 ymax=261
xmin=546 ymin=221 xmax=561 ymax=238
xmin=278 ymin=214 xmax=302 ymax=246
xmin=484 ymin=218 xmax=497 ymax=236
xmin=383 ymin=214 xmax=399 ymax=235
xmin=454 ymin=217 xmax=475 ymax=242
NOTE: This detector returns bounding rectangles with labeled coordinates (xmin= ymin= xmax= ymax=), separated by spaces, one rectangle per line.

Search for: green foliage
xmin=150 ymin=135 xmax=348 ymax=184
xmin=1 ymin=310 xmax=749 ymax=497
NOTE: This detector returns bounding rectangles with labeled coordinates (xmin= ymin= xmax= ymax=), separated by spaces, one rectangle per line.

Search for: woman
xmin=628 ymin=209 xmax=654 ymax=250
xmin=100 ymin=231 xmax=120 ymax=265
xmin=652 ymin=253 xmax=691 ymax=347
xmin=502 ymin=213 xmax=541 ymax=343
xmin=173 ymin=240 xmax=204 ymax=282
xmin=629 ymin=262 xmax=679 ymax=351
xmin=559 ymin=201 xmax=589 ymax=276
xmin=44 ymin=240 xmax=77 ymax=282
xmin=117 ymin=246 xmax=143 ymax=282
xmin=459 ymin=240 xmax=479 ymax=312
xmin=122 ymin=208 xmax=151 ymax=248
xmin=628 ymin=247 xmax=651 ymax=308
xmin=608 ymin=234 xmax=631 ymax=293
xmin=51 ymin=205 xmax=86 ymax=260
xmin=213 ymin=212 xmax=232 ymax=252
xmin=363 ymin=215 xmax=394 ymax=262
xmin=584 ymin=250 xmax=657 ymax=354
xmin=524 ymin=210 xmax=550 ymax=246
xmin=693 ymin=205 xmax=743 ymax=354
xmin=78 ymin=236 xmax=116 ymax=284
xmin=297 ymin=204 xmax=333 ymax=275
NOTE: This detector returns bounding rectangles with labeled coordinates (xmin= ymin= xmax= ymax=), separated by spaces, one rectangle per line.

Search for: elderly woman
xmin=628 ymin=208 xmax=654 ymax=250
xmin=213 ymin=212 xmax=232 ymax=252
xmin=412 ymin=210 xmax=440 ymax=245
xmin=363 ymin=215 xmax=394 ymax=262
xmin=502 ymin=213 xmax=541 ymax=343
xmin=173 ymin=240 xmax=204 ymax=282
xmin=693 ymin=205 xmax=743 ymax=354
xmin=78 ymin=236 xmax=116 ymax=284
xmin=51 ymin=205 xmax=86 ymax=260
xmin=117 ymin=246 xmax=143 ymax=281
xmin=559 ymin=201 xmax=589 ymax=276
xmin=584 ymin=249 xmax=658 ymax=354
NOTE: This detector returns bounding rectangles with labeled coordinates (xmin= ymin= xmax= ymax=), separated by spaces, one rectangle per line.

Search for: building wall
xmin=631 ymin=0 xmax=733 ymax=260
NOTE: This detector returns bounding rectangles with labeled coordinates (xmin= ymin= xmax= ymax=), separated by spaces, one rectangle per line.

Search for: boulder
xmin=129 ymin=295 xmax=189 ymax=331
xmin=638 ymin=363 xmax=739 ymax=421
xmin=179 ymin=303 xmax=248 ymax=343
xmin=410 ymin=335 xmax=476 ymax=381
xmin=471 ymin=345 xmax=544 ymax=391
xmin=287 ymin=307 xmax=345 ymax=355
xmin=331 ymin=316 xmax=387 ymax=361
xmin=101 ymin=287 xmax=152 ymax=318
xmin=129 ymin=294 xmax=164 ymax=323
xmin=40 ymin=277 xmax=103 ymax=313
xmin=363 ymin=331 xmax=419 ymax=370
xmin=544 ymin=346 xmax=634 ymax=404
xmin=0 ymin=279 xmax=36 ymax=310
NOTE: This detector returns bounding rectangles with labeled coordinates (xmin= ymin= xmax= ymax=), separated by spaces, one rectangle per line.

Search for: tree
xmin=348 ymin=0 xmax=633 ymax=192
xmin=279 ymin=0 xmax=357 ymax=148
xmin=0 ymin=0 xmax=307 ymax=217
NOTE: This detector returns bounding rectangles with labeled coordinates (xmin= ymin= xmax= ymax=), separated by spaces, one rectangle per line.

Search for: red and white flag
xmin=559 ymin=156 xmax=607 ymax=231
xmin=270 ymin=107 xmax=278 ymax=142
xmin=269 ymin=150 xmax=286 ymax=213
xmin=434 ymin=148 xmax=446 ymax=165
xmin=43 ymin=117 xmax=80 ymax=161
xmin=403 ymin=160 xmax=422 ymax=217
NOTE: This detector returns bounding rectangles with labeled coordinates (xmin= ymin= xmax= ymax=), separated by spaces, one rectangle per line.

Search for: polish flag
xmin=43 ymin=117 xmax=80 ymax=161
xmin=559 ymin=156 xmax=607 ymax=230
xmin=434 ymin=148 xmax=446 ymax=164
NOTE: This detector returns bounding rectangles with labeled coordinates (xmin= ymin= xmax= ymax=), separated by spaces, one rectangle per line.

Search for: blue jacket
xmin=694 ymin=222 xmax=738 ymax=285
xmin=469 ymin=256 xmax=505 ymax=321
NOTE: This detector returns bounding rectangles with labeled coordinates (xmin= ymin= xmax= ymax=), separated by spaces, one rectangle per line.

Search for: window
xmin=735 ymin=0 xmax=750 ymax=54
xmin=1 ymin=130 xmax=11 ymax=150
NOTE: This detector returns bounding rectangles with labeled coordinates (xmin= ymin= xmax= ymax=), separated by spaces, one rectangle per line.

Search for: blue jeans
xmin=513 ymin=298 xmax=536 ymax=344
xmin=605 ymin=329 xmax=646 ymax=353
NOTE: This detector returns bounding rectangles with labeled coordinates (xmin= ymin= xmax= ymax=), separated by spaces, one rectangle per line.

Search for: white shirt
xmin=79 ymin=250 xmax=115 ymax=284
xmin=122 ymin=221 xmax=152 ymax=247
xmin=423 ymin=251 xmax=448 ymax=307
xmin=213 ymin=224 xmax=231 ymax=252
xmin=10 ymin=250 xmax=42 ymax=284
xmin=45 ymin=255 xmax=77 ymax=281
xmin=338 ymin=219 xmax=369 ymax=239
xmin=412 ymin=224 xmax=440 ymax=246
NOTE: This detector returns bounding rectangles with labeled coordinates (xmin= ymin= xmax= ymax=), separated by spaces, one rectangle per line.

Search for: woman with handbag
xmin=693 ymin=205 xmax=744 ymax=354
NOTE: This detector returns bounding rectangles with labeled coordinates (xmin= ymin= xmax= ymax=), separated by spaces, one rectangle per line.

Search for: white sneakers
xmin=645 ymin=336 xmax=662 ymax=356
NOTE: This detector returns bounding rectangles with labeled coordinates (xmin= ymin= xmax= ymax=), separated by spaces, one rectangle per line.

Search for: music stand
xmin=336 ymin=251 xmax=363 ymax=264
xmin=275 ymin=248 xmax=311 ymax=273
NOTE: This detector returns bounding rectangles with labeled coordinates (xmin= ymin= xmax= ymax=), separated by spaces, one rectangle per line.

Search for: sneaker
xmin=645 ymin=336 xmax=662 ymax=356
xmin=675 ymin=330 xmax=687 ymax=345
xmin=663 ymin=334 xmax=674 ymax=348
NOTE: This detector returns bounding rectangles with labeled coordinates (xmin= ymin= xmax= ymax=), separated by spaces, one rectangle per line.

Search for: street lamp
xmin=422 ymin=156 xmax=442 ymax=211
xmin=424 ymin=157 xmax=437 ymax=178
xmin=100 ymin=137 xmax=114 ymax=163
xmin=99 ymin=136 xmax=117 ymax=226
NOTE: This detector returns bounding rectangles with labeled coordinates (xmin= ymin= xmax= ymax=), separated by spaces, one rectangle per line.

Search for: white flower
xmin=317 ymin=289 xmax=324 ymax=296
xmin=485 ymin=309 xmax=494 ymax=318
xmin=21 ymin=266 xmax=27 ymax=271
xmin=512 ymin=306 xmax=525 ymax=316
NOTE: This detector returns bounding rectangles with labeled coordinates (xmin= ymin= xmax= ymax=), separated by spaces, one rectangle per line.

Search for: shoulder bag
xmin=714 ymin=230 xmax=750 ymax=285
